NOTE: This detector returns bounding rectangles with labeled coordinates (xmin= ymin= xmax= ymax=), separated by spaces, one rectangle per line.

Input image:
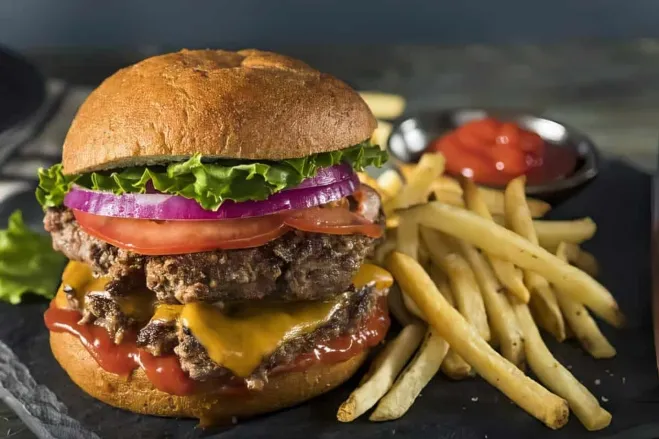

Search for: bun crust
xmin=62 ymin=49 xmax=376 ymax=175
xmin=50 ymin=331 xmax=367 ymax=421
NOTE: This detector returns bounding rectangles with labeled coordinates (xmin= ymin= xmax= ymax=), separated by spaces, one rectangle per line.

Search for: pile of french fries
xmin=343 ymin=153 xmax=621 ymax=431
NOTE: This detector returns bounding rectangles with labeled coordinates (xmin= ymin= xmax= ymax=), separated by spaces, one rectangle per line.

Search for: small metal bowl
xmin=387 ymin=108 xmax=599 ymax=205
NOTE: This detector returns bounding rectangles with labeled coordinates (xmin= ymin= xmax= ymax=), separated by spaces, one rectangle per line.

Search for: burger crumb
xmin=471 ymin=397 xmax=479 ymax=402
xmin=567 ymin=364 xmax=572 ymax=370
xmin=462 ymin=406 xmax=466 ymax=410
xmin=601 ymin=396 xmax=609 ymax=402
xmin=622 ymin=377 xmax=626 ymax=384
xmin=594 ymin=379 xmax=601 ymax=385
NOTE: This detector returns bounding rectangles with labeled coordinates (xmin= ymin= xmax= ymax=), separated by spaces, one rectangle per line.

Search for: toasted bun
xmin=50 ymin=331 xmax=367 ymax=421
xmin=62 ymin=49 xmax=376 ymax=175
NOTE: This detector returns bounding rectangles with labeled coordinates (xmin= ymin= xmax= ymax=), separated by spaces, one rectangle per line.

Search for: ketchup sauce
xmin=430 ymin=117 xmax=578 ymax=187
xmin=44 ymin=305 xmax=196 ymax=395
xmin=44 ymin=297 xmax=390 ymax=396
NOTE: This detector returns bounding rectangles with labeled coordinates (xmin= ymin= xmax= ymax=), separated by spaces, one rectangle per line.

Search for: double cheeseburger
xmin=37 ymin=49 xmax=391 ymax=422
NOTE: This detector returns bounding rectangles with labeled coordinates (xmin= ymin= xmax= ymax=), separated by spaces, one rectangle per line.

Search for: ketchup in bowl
xmin=430 ymin=117 xmax=578 ymax=187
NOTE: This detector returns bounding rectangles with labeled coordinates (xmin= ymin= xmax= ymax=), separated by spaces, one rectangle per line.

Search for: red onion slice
xmin=63 ymin=173 xmax=360 ymax=220
xmin=293 ymin=163 xmax=354 ymax=189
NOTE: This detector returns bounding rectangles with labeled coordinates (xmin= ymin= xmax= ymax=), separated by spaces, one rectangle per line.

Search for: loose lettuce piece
xmin=36 ymin=142 xmax=387 ymax=211
xmin=0 ymin=211 xmax=66 ymax=304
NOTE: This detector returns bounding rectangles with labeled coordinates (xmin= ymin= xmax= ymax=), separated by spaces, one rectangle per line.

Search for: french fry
xmin=337 ymin=322 xmax=426 ymax=422
xmin=403 ymin=202 xmax=625 ymax=327
xmin=434 ymin=187 xmax=550 ymax=221
xmin=428 ymin=264 xmax=474 ymax=379
xmin=420 ymin=227 xmax=490 ymax=341
xmin=504 ymin=177 xmax=566 ymax=341
xmin=461 ymin=178 xmax=531 ymax=303
xmin=529 ymin=287 xmax=566 ymax=342
xmin=396 ymin=214 xmax=424 ymax=319
xmin=557 ymin=242 xmax=599 ymax=278
xmin=513 ymin=303 xmax=612 ymax=430
xmin=493 ymin=216 xmax=597 ymax=250
xmin=376 ymin=169 xmax=404 ymax=199
xmin=456 ymin=240 xmax=525 ymax=368
xmin=384 ymin=153 xmax=445 ymax=215
xmin=555 ymin=243 xmax=616 ymax=359
xmin=386 ymin=252 xmax=569 ymax=429
xmin=374 ymin=232 xmax=397 ymax=266
xmin=387 ymin=285 xmax=419 ymax=327
xmin=359 ymin=91 xmax=406 ymax=120
xmin=372 ymin=120 xmax=393 ymax=149
xmin=534 ymin=218 xmax=597 ymax=250
xmin=370 ymin=327 xmax=449 ymax=421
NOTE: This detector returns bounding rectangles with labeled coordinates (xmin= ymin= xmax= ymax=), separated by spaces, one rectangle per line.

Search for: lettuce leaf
xmin=36 ymin=142 xmax=387 ymax=211
xmin=0 ymin=210 xmax=66 ymax=304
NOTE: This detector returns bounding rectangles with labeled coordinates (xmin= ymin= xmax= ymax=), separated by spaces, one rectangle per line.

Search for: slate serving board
xmin=0 ymin=158 xmax=657 ymax=439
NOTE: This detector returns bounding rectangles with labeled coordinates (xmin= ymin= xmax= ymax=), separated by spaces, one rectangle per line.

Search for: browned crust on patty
xmin=50 ymin=331 xmax=366 ymax=421
xmin=62 ymin=49 xmax=376 ymax=174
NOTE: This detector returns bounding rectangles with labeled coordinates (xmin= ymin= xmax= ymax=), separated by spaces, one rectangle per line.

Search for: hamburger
xmin=36 ymin=49 xmax=391 ymax=423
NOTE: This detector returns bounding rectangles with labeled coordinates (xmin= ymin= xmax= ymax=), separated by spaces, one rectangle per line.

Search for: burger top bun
xmin=62 ymin=49 xmax=376 ymax=175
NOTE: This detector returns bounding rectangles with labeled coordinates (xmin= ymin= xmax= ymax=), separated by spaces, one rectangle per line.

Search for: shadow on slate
xmin=1 ymin=158 xmax=658 ymax=439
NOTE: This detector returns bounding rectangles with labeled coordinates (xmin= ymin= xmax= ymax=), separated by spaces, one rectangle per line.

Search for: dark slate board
xmin=1 ymin=158 xmax=657 ymax=439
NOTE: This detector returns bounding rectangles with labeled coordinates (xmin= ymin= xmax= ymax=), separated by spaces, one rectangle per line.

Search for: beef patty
xmin=45 ymin=204 xmax=380 ymax=304
xmin=67 ymin=282 xmax=381 ymax=386
xmin=151 ymin=285 xmax=379 ymax=387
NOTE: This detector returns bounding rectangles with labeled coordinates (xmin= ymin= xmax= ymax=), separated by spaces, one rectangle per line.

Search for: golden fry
xmin=504 ymin=177 xmax=566 ymax=340
xmin=461 ymin=178 xmax=531 ymax=303
xmin=359 ymin=91 xmax=406 ymax=120
xmin=534 ymin=218 xmax=597 ymax=250
xmin=513 ymin=303 xmax=612 ymax=430
xmin=376 ymin=169 xmax=404 ymax=199
xmin=420 ymin=227 xmax=490 ymax=341
xmin=387 ymin=285 xmax=419 ymax=327
xmin=370 ymin=327 xmax=449 ymax=421
xmin=337 ymin=323 xmax=426 ymax=422
xmin=384 ymin=153 xmax=445 ymax=215
xmin=555 ymin=243 xmax=616 ymax=358
xmin=456 ymin=240 xmax=525 ymax=368
xmin=405 ymin=202 xmax=625 ymax=328
xmin=428 ymin=264 xmax=474 ymax=379
xmin=557 ymin=242 xmax=599 ymax=277
xmin=386 ymin=252 xmax=569 ymax=429
xmin=396 ymin=213 xmax=424 ymax=319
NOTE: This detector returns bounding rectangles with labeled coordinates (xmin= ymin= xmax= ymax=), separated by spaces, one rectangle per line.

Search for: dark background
xmin=1 ymin=0 xmax=658 ymax=50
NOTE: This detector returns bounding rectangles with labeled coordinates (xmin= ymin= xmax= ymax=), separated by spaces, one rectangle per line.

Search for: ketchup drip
xmin=44 ymin=305 xmax=195 ymax=396
xmin=44 ymin=298 xmax=390 ymax=396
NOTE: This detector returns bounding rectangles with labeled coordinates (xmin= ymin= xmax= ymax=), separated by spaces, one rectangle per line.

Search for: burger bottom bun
xmin=50 ymin=331 xmax=367 ymax=421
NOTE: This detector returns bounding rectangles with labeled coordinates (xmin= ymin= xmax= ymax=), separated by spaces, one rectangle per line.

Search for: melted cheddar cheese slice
xmin=55 ymin=261 xmax=392 ymax=378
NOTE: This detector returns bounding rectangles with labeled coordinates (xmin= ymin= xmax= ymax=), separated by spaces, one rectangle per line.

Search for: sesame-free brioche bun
xmin=50 ymin=331 xmax=367 ymax=421
xmin=62 ymin=49 xmax=376 ymax=175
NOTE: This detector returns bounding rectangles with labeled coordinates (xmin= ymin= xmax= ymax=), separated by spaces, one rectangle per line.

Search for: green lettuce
xmin=36 ymin=142 xmax=388 ymax=211
xmin=0 ymin=210 xmax=66 ymax=304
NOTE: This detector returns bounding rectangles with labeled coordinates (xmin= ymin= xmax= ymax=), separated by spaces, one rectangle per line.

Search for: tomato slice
xmin=283 ymin=207 xmax=384 ymax=238
xmin=73 ymin=210 xmax=289 ymax=255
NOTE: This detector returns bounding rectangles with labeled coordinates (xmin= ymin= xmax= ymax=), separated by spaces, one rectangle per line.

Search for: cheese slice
xmin=55 ymin=261 xmax=154 ymax=321
xmin=56 ymin=261 xmax=392 ymax=378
